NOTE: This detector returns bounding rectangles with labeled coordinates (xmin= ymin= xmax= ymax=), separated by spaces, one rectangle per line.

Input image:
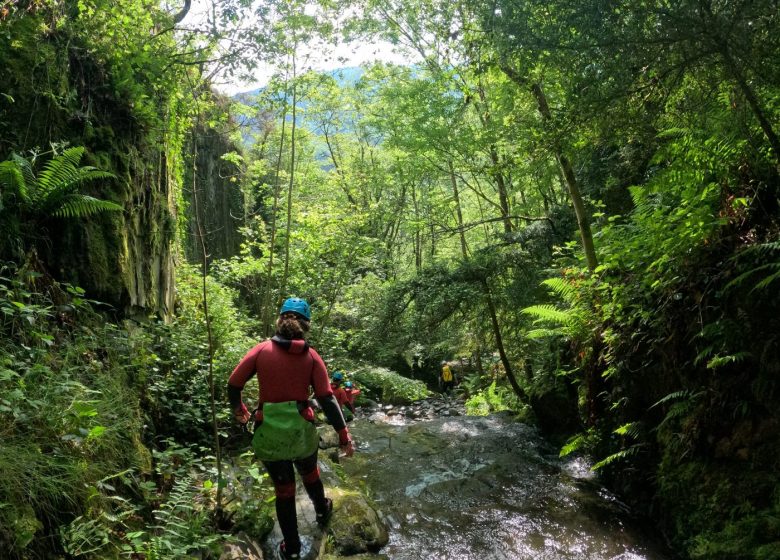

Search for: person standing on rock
xmin=440 ymin=361 xmax=455 ymax=394
xmin=228 ymin=297 xmax=355 ymax=560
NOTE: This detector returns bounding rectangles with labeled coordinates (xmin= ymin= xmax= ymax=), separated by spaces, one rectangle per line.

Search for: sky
xmin=180 ymin=0 xmax=419 ymax=96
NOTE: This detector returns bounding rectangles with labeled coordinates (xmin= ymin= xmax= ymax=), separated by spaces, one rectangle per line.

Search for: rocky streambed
xmin=225 ymin=394 xmax=669 ymax=559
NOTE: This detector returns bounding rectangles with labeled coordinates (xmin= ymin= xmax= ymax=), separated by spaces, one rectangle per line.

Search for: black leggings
xmin=263 ymin=451 xmax=327 ymax=554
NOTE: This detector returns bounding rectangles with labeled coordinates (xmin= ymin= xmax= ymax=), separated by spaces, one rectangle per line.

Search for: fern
xmin=592 ymin=446 xmax=640 ymax=471
xmin=559 ymin=433 xmax=587 ymax=457
xmin=1 ymin=147 xmax=117 ymax=218
xmin=0 ymin=160 xmax=25 ymax=209
xmin=614 ymin=421 xmax=642 ymax=439
xmin=54 ymin=195 xmax=123 ymax=218
xmin=522 ymin=304 xmax=575 ymax=326
xmin=650 ymin=390 xmax=699 ymax=409
xmin=706 ymin=351 xmax=751 ymax=369
xmin=526 ymin=327 xmax=567 ymax=339
xmin=726 ymin=241 xmax=780 ymax=293
xmin=541 ymin=277 xmax=576 ymax=301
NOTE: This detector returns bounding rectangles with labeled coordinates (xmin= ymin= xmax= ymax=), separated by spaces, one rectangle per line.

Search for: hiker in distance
xmin=227 ymin=297 xmax=355 ymax=560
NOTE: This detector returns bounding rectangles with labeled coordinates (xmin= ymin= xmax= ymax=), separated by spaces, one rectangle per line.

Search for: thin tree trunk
xmin=482 ymin=278 xmax=526 ymax=400
xmin=501 ymin=64 xmax=598 ymax=271
xmin=280 ymin=53 xmax=297 ymax=303
xmin=260 ymin=94 xmax=288 ymax=336
xmin=528 ymin=82 xmax=597 ymax=271
xmin=720 ymin=48 xmax=780 ymax=172
xmin=412 ymin=182 xmax=422 ymax=271
xmin=449 ymin=160 xmax=469 ymax=258
xmin=190 ymin=132 xmax=223 ymax=515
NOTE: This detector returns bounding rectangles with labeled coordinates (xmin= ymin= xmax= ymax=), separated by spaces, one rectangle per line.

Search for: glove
xmin=338 ymin=427 xmax=354 ymax=457
xmin=234 ymin=402 xmax=251 ymax=425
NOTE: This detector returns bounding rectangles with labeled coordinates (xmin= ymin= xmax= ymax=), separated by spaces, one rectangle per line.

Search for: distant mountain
xmin=232 ymin=66 xmax=365 ymax=103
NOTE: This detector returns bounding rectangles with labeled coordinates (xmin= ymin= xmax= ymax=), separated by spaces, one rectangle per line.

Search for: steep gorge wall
xmin=183 ymin=117 xmax=245 ymax=265
xmin=0 ymin=12 xmax=182 ymax=318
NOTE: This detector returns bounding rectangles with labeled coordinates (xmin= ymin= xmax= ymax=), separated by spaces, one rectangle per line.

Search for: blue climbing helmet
xmin=332 ymin=371 xmax=344 ymax=382
xmin=279 ymin=297 xmax=311 ymax=321
xmin=344 ymin=381 xmax=353 ymax=388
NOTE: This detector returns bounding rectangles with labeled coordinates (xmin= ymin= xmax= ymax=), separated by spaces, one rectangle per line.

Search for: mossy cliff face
xmin=183 ymin=112 xmax=245 ymax=265
xmin=0 ymin=6 xmax=186 ymax=318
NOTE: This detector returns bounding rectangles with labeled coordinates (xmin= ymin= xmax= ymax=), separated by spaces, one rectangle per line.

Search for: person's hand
xmin=340 ymin=439 xmax=355 ymax=457
xmin=234 ymin=402 xmax=251 ymax=425
xmin=338 ymin=427 xmax=354 ymax=457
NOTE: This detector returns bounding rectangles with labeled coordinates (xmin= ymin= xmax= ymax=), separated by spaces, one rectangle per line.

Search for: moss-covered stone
xmin=327 ymin=487 xmax=389 ymax=555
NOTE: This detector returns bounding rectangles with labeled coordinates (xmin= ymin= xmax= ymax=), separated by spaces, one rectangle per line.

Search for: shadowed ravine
xmin=341 ymin=402 xmax=669 ymax=560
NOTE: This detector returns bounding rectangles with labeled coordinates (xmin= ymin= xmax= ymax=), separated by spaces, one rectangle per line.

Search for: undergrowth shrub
xmin=141 ymin=264 xmax=255 ymax=447
xmin=351 ymin=365 xmax=430 ymax=404
xmin=465 ymin=381 xmax=524 ymax=416
xmin=0 ymin=263 xmax=149 ymax=558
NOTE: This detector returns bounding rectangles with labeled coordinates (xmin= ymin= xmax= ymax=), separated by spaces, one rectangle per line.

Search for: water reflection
xmin=344 ymin=410 xmax=667 ymax=560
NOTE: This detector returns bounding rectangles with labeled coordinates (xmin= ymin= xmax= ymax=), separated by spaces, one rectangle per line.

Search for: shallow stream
xmin=342 ymin=401 xmax=669 ymax=559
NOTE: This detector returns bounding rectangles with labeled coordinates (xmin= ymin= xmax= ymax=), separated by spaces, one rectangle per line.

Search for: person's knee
xmin=274 ymin=480 xmax=296 ymax=499
xmin=300 ymin=466 xmax=321 ymax=485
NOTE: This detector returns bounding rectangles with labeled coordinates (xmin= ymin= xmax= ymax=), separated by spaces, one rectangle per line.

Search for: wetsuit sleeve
xmin=317 ymin=393 xmax=347 ymax=432
xmin=309 ymin=349 xmax=332 ymax=398
xmin=227 ymin=343 xmax=262 ymax=411
xmin=310 ymin=349 xmax=349 ymax=434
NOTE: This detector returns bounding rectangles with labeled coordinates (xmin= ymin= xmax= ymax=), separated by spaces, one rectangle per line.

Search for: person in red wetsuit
xmin=344 ymin=381 xmax=360 ymax=409
xmin=228 ymin=297 xmax=354 ymax=560
xmin=330 ymin=371 xmax=355 ymax=421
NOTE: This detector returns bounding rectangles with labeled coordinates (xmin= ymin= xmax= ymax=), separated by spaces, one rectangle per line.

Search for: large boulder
xmin=328 ymin=488 xmax=389 ymax=555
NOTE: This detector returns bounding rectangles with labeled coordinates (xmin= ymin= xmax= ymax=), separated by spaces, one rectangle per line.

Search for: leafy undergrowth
xmin=0 ymin=262 xmax=273 ymax=559
xmin=464 ymin=381 xmax=525 ymax=416
xmin=350 ymin=364 xmax=430 ymax=404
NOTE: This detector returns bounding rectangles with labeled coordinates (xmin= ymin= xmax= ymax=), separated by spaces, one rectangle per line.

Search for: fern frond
xmin=526 ymin=327 xmax=567 ymax=339
xmin=656 ymin=401 xmax=694 ymax=431
xmin=0 ymin=161 xmax=25 ymax=210
xmin=54 ymin=195 xmax=123 ymax=218
xmin=11 ymin=153 xmax=35 ymax=194
xmin=541 ymin=277 xmax=577 ymax=301
xmin=751 ymin=268 xmax=780 ymax=291
xmin=614 ymin=421 xmax=642 ymax=439
xmin=559 ymin=433 xmax=586 ymax=457
xmin=592 ymin=446 xmax=640 ymax=471
xmin=694 ymin=345 xmax=714 ymax=366
xmin=706 ymin=351 xmax=751 ymax=369
xmin=522 ymin=304 xmax=574 ymax=325
xmin=650 ymin=390 xmax=699 ymax=409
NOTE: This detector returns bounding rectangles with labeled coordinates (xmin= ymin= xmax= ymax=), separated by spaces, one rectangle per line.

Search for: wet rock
xmin=361 ymin=399 xmax=380 ymax=410
xmin=220 ymin=532 xmax=265 ymax=560
xmin=322 ymin=555 xmax=389 ymax=560
xmin=319 ymin=426 xmax=341 ymax=449
xmin=329 ymin=488 xmax=389 ymax=554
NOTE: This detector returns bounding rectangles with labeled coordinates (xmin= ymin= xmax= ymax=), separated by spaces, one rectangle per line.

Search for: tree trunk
xmin=720 ymin=47 xmax=780 ymax=172
xmin=482 ymin=278 xmax=526 ymax=401
xmin=260 ymin=93 xmax=288 ymax=336
xmin=529 ymin=83 xmax=597 ymax=271
xmin=449 ymin=160 xmax=469 ymax=258
xmin=279 ymin=53 xmax=297 ymax=303
xmin=500 ymin=64 xmax=598 ymax=271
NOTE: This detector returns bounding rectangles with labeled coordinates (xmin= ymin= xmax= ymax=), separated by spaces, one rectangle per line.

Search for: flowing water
xmin=342 ymin=402 xmax=669 ymax=560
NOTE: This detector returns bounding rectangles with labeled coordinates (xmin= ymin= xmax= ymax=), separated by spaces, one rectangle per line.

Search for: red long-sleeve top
xmin=229 ymin=338 xmax=331 ymax=403
xmin=228 ymin=336 xmax=350 ymax=436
